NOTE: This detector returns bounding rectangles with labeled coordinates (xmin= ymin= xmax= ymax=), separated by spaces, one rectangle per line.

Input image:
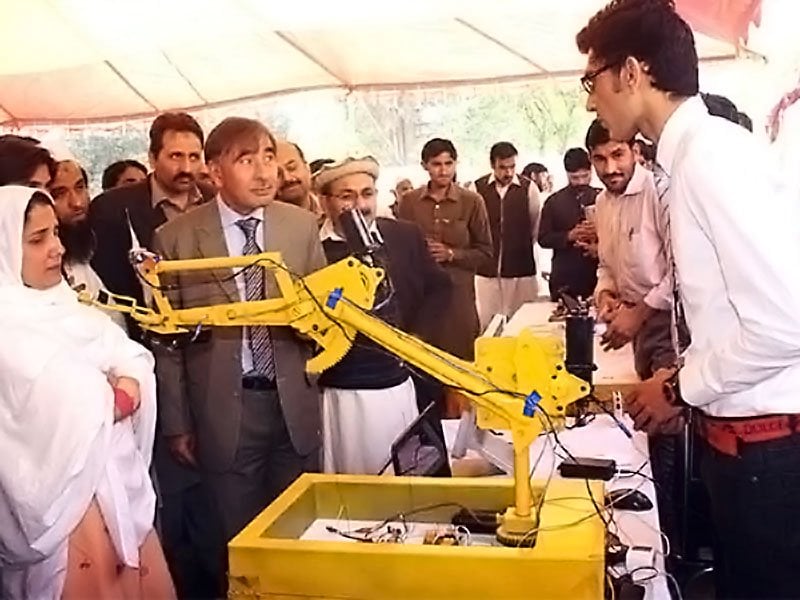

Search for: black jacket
xmin=537 ymin=184 xmax=600 ymax=301
xmin=88 ymin=176 xmax=214 ymax=339
xmin=319 ymin=218 xmax=452 ymax=389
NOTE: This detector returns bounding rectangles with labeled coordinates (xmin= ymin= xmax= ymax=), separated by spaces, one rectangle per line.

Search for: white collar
xmin=216 ymin=196 xmax=263 ymax=229
xmin=487 ymin=173 xmax=522 ymax=187
xmin=655 ymin=95 xmax=708 ymax=177
xmin=319 ymin=217 xmax=379 ymax=242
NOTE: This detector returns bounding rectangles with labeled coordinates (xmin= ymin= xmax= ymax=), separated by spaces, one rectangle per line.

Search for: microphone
xmin=339 ymin=208 xmax=383 ymax=256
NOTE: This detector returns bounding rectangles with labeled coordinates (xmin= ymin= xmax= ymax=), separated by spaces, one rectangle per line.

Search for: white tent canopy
xmin=0 ymin=0 xmax=739 ymax=126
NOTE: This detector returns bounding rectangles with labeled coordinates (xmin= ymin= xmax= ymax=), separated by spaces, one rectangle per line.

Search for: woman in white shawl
xmin=0 ymin=186 xmax=174 ymax=598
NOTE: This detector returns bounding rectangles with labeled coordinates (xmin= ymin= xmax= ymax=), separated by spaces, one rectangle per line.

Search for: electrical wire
xmin=135 ymin=252 xmax=622 ymax=551
xmin=590 ymin=396 xmax=632 ymax=438
xmin=605 ymin=570 xmax=616 ymax=600
xmin=327 ymin=501 xmax=484 ymax=543
xmin=534 ymin=405 xmax=610 ymax=529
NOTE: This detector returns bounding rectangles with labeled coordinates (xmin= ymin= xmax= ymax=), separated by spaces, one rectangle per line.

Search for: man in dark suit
xmin=89 ymin=112 xmax=215 ymax=340
xmin=152 ymin=117 xmax=325 ymax=555
xmin=313 ymin=157 xmax=452 ymax=474
xmin=88 ymin=112 xmax=221 ymax=598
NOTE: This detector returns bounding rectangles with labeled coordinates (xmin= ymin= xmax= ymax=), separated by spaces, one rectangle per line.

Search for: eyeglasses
xmin=331 ymin=188 xmax=377 ymax=203
xmin=580 ymin=62 xmax=618 ymax=94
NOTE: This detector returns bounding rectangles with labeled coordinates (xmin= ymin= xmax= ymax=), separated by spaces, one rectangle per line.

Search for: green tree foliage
xmin=347 ymin=82 xmax=590 ymax=167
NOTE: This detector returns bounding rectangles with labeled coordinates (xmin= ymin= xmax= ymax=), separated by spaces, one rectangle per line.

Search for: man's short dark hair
xmin=701 ymin=93 xmax=739 ymax=124
xmin=0 ymin=138 xmax=57 ymax=186
xmin=421 ymin=138 xmax=457 ymax=163
xmin=101 ymin=159 xmax=148 ymax=190
xmin=576 ymin=0 xmax=699 ymax=97
xmin=585 ymin=118 xmax=634 ymax=151
xmin=585 ymin=119 xmax=611 ymax=151
xmin=204 ymin=117 xmax=276 ymax=163
xmin=149 ymin=112 xmax=204 ymax=156
xmin=563 ymin=147 xmax=591 ymax=173
xmin=521 ymin=162 xmax=548 ymax=179
xmin=489 ymin=141 xmax=518 ymax=164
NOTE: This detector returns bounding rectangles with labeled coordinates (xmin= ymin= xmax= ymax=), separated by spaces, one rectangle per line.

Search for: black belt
xmin=242 ymin=375 xmax=277 ymax=391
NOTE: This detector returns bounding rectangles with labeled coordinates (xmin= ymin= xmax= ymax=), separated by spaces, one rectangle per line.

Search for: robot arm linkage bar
xmin=85 ymin=251 xmax=589 ymax=533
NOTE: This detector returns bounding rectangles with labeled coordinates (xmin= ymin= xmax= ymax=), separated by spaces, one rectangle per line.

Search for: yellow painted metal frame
xmin=87 ymin=251 xmax=591 ymax=543
xmin=227 ymin=474 xmax=605 ymax=599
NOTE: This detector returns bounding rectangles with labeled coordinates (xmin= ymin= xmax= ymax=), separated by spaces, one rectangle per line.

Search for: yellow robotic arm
xmin=85 ymin=250 xmax=589 ymax=545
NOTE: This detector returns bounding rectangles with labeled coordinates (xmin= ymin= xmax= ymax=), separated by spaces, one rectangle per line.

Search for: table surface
xmin=443 ymin=416 xmax=670 ymax=600
xmin=504 ymin=301 xmax=640 ymax=397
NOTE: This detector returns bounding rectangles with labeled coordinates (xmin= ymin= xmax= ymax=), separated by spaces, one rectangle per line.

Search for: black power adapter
xmin=558 ymin=456 xmax=617 ymax=481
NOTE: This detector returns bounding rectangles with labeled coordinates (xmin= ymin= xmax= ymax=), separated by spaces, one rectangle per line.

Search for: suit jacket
xmin=88 ymin=176 xmax=215 ymax=339
xmin=152 ymin=199 xmax=327 ymax=472
xmin=375 ymin=218 xmax=451 ymax=339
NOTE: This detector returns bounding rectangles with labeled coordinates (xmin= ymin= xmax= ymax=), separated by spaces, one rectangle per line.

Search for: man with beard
xmin=586 ymin=119 xmax=673 ymax=379
xmin=275 ymin=140 xmax=324 ymax=220
xmin=586 ymin=119 xmax=680 ymax=551
xmin=472 ymin=141 xmax=541 ymax=330
xmin=314 ymin=157 xmax=451 ymax=474
xmin=89 ymin=112 xmax=215 ymax=341
xmin=48 ymin=159 xmax=126 ymax=329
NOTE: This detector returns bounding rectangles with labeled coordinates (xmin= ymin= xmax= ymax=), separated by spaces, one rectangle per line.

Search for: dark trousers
xmin=155 ymin=439 xmax=227 ymax=599
xmin=205 ymin=387 xmax=318 ymax=542
xmin=701 ymin=432 xmax=800 ymax=598
xmin=159 ymin=481 xmax=227 ymax=599
xmin=633 ymin=309 xmax=681 ymax=554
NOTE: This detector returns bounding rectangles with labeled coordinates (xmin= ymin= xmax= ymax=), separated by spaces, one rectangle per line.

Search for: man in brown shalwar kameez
xmin=398 ymin=137 xmax=492 ymax=361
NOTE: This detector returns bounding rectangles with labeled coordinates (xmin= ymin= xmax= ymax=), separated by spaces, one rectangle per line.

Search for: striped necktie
xmin=653 ymin=163 xmax=690 ymax=357
xmin=236 ymin=217 xmax=276 ymax=380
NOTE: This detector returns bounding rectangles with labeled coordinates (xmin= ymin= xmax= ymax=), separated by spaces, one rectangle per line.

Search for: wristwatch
xmin=663 ymin=368 xmax=683 ymax=405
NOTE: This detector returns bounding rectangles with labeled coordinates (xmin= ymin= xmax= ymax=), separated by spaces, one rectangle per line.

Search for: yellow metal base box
xmin=229 ymin=474 xmax=605 ymax=599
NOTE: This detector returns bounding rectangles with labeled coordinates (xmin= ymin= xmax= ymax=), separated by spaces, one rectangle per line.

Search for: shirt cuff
xmin=643 ymin=288 xmax=672 ymax=312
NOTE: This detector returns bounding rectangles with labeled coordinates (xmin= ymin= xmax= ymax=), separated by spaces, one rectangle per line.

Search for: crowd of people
xmin=1 ymin=0 xmax=799 ymax=598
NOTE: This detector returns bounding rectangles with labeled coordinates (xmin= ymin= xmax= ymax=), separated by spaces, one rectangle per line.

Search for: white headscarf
xmin=0 ymin=186 xmax=157 ymax=580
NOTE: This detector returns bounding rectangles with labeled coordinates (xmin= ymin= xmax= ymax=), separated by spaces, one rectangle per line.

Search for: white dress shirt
xmin=318 ymin=216 xmax=380 ymax=243
xmin=658 ymin=96 xmax=800 ymax=416
xmin=594 ymin=163 xmax=671 ymax=310
xmin=216 ymin=196 xmax=264 ymax=374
